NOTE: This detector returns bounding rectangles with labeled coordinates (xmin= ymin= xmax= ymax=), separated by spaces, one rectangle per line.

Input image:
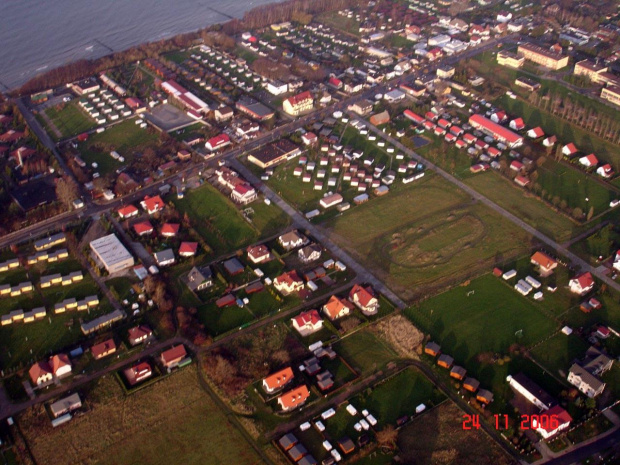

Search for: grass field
xmin=352 ymin=367 xmax=446 ymax=426
xmin=78 ymin=119 xmax=159 ymax=175
xmin=325 ymin=176 xmax=531 ymax=300
xmin=198 ymin=301 xmax=255 ymax=337
xmin=44 ymin=101 xmax=96 ymax=139
xmin=535 ymin=160 xmax=613 ymax=216
xmin=18 ymin=366 xmax=263 ymax=465
xmin=334 ymin=329 xmax=396 ymax=375
xmin=465 ymin=171 xmax=579 ymax=242
xmin=529 ymin=332 xmax=589 ymax=378
xmin=397 ymin=401 xmax=514 ymax=465
xmin=173 ymin=183 xmax=259 ymax=255
xmin=0 ymin=266 xmax=110 ymax=369
xmin=405 ymin=274 xmax=557 ymax=359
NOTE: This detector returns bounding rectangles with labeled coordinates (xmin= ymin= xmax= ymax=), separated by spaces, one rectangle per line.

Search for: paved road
xmin=356 ymin=115 xmax=620 ymax=294
xmin=230 ymin=157 xmax=407 ymax=310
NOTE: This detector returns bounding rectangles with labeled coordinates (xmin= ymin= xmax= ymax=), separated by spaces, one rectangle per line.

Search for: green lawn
xmin=465 ymin=172 xmax=579 ymax=242
xmin=405 ymin=273 xmax=558 ymax=361
xmin=326 ymin=176 xmax=531 ymax=300
xmin=529 ymin=333 xmax=589 ymax=378
xmin=173 ymin=183 xmax=259 ymax=255
xmin=535 ymin=160 xmax=614 ymax=216
xmin=334 ymin=329 xmax=396 ymax=375
xmin=78 ymin=119 xmax=159 ymax=175
xmin=244 ymin=200 xmax=291 ymax=237
xmin=352 ymin=367 xmax=446 ymax=427
xmin=561 ymin=290 xmax=620 ymax=331
xmin=197 ymin=301 xmax=255 ymax=337
xmin=45 ymin=101 xmax=97 ymax=139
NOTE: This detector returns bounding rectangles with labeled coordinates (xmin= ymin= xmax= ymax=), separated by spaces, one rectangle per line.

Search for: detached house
xmin=349 ymin=284 xmax=379 ymax=315
xmin=569 ymin=272 xmax=594 ymax=295
xmin=530 ymin=251 xmax=557 ymax=277
xmin=29 ymin=361 xmax=53 ymax=385
xmin=186 ymin=266 xmax=213 ymax=292
xmin=278 ymin=230 xmax=306 ymax=250
xmin=578 ymin=154 xmax=599 ymax=168
xmin=278 ymin=385 xmax=310 ymax=411
xmin=322 ymin=295 xmax=353 ymax=321
xmin=160 ymin=345 xmax=187 ymax=369
xmin=298 ymin=244 xmax=322 ymax=263
xmin=274 ymin=270 xmax=304 ymax=295
xmin=247 ymin=244 xmax=271 ymax=264
xmin=291 ymin=309 xmax=323 ymax=335
xmin=128 ymin=325 xmax=153 ymax=346
xmin=117 ymin=204 xmax=139 ymax=219
xmin=567 ymin=348 xmax=612 ymax=399
xmin=140 ymin=195 xmax=165 ymax=215
xmin=263 ymin=367 xmax=294 ymax=393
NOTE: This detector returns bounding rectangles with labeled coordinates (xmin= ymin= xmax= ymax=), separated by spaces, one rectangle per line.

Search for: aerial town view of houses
xmin=2 ymin=0 xmax=620 ymax=464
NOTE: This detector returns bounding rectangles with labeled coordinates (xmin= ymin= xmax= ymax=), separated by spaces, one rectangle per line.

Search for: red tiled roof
xmin=574 ymin=272 xmax=594 ymax=290
xmin=469 ymin=114 xmax=522 ymax=145
xmin=118 ymin=205 xmax=138 ymax=217
xmin=142 ymin=195 xmax=164 ymax=213
xmin=161 ymin=223 xmax=180 ymax=236
xmin=538 ymin=405 xmax=572 ymax=432
xmin=91 ymin=339 xmax=116 ymax=359
xmin=29 ymin=361 xmax=52 ymax=383
xmin=51 ymin=353 xmax=71 ymax=374
xmin=263 ymin=367 xmax=294 ymax=391
xmin=285 ymin=91 xmax=312 ymax=107
xmin=161 ymin=345 xmax=187 ymax=365
xmin=278 ymin=385 xmax=310 ymax=409
xmin=564 ymin=143 xmax=578 ymax=154
xmin=349 ymin=284 xmax=376 ymax=307
xmin=293 ymin=309 xmax=322 ymax=327
xmin=323 ymin=295 xmax=352 ymax=320
xmin=179 ymin=242 xmax=198 ymax=255
xmin=133 ymin=221 xmax=154 ymax=235
xmin=207 ymin=134 xmax=230 ymax=148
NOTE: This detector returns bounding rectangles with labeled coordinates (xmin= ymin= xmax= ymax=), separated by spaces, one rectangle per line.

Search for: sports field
xmin=325 ymin=176 xmax=531 ymax=300
xmin=18 ymin=366 xmax=263 ymax=465
xmin=44 ymin=101 xmax=96 ymax=139
xmin=405 ymin=274 xmax=558 ymax=359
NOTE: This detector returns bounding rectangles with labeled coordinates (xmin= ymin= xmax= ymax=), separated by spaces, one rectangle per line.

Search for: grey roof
xmin=477 ymin=389 xmax=494 ymax=402
xmin=288 ymin=444 xmax=308 ymax=460
xmin=582 ymin=346 xmax=613 ymax=376
xmin=450 ymin=366 xmax=467 ymax=377
xmin=154 ymin=248 xmax=175 ymax=264
xmin=438 ymin=354 xmax=454 ymax=366
xmin=49 ymin=393 xmax=82 ymax=417
xmin=186 ymin=266 xmax=213 ymax=291
xmin=298 ymin=456 xmax=317 ymax=465
xmin=278 ymin=433 xmax=298 ymax=449
xmin=223 ymin=257 xmax=244 ymax=275
xmin=425 ymin=342 xmax=441 ymax=353
xmin=569 ymin=364 xmax=605 ymax=391
xmin=511 ymin=373 xmax=555 ymax=408
xmin=463 ymin=377 xmax=480 ymax=390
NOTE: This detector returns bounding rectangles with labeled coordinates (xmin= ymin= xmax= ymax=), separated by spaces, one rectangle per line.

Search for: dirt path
xmin=38 ymin=108 xmax=62 ymax=140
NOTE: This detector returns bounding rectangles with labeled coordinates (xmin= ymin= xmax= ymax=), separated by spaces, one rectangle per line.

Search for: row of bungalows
xmin=0 ymin=281 xmax=34 ymax=297
xmin=424 ymin=341 xmax=493 ymax=404
xmin=54 ymin=295 xmax=99 ymax=314
xmin=0 ymin=258 xmax=20 ymax=273
xmin=27 ymin=248 xmax=69 ymax=265
xmin=34 ymin=233 xmax=66 ymax=251
xmin=40 ymin=271 xmax=83 ymax=288
xmin=81 ymin=309 xmax=124 ymax=335
xmin=1 ymin=307 xmax=46 ymax=326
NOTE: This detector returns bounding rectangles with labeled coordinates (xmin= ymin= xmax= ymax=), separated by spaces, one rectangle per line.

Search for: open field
xmin=77 ymin=119 xmax=159 ymax=175
xmin=325 ymin=176 xmax=531 ymax=300
xmin=173 ymin=183 xmax=259 ymax=255
xmin=44 ymin=101 xmax=96 ymax=139
xmin=405 ymin=274 xmax=557 ymax=361
xmin=397 ymin=401 xmax=514 ymax=465
xmin=535 ymin=160 xmax=613 ymax=216
xmin=334 ymin=329 xmax=396 ymax=375
xmin=0 ymin=265 xmax=111 ymax=369
xmin=197 ymin=300 xmax=255 ymax=337
xmin=18 ymin=366 xmax=263 ymax=465
xmin=352 ymin=367 xmax=446 ymax=427
xmin=465 ymin=172 xmax=580 ymax=242
xmin=529 ymin=332 xmax=589 ymax=378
